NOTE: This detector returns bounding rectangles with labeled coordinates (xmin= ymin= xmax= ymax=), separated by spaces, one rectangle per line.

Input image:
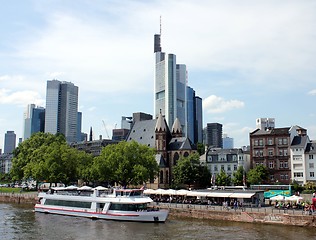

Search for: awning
xmin=206 ymin=192 xmax=232 ymax=198
xmin=228 ymin=193 xmax=255 ymax=199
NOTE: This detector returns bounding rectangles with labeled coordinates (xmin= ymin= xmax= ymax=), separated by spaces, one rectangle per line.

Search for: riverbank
xmin=1 ymin=193 xmax=315 ymax=228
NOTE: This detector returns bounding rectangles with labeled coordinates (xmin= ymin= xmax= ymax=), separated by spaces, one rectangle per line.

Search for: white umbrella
xmin=78 ymin=186 xmax=93 ymax=190
xmin=94 ymin=186 xmax=108 ymax=190
xmin=176 ymin=189 xmax=189 ymax=196
xmin=143 ymin=189 xmax=155 ymax=195
xmin=164 ymin=189 xmax=178 ymax=195
xmin=65 ymin=185 xmax=78 ymax=190
xmin=270 ymin=195 xmax=286 ymax=201
xmin=286 ymin=195 xmax=304 ymax=202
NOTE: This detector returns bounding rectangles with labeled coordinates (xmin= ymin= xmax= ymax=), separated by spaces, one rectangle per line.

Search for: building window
xmin=254 ymin=140 xmax=258 ymax=146
xmin=284 ymin=149 xmax=288 ymax=156
xmin=214 ymin=165 xmax=218 ymax=172
xmin=268 ymin=138 xmax=273 ymax=145
xmin=255 ymin=150 xmax=259 ymax=156
xmin=284 ymin=161 xmax=288 ymax=168
xmin=270 ymin=175 xmax=274 ymax=181
xmin=280 ymin=174 xmax=284 ymax=180
xmin=309 ymin=163 xmax=314 ymax=169
xmin=234 ymin=165 xmax=237 ymax=170
xmin=285 ymin=174 xmax=288 ymax=180
xmin=269 ymin=161 xmax=274 ymax=169
xmin=310 ymin=172 xmax=315 ymax=177
xmin=280 ymin=162 xmax=284 ymax=168
xmin=309 ymin=155 xmax=314 ymax=160
xmin=294 ymin=172 xmax=303 ymax=178
xmin=221 ymin=165 xmax=225 ymax=170
xmin=268 ymin=149 xmax=273 ymax=156
xmin=283 ymin=138 xmax=288 ymax=145
xmin=279 ymin=149 xmax=283 ymax=156
xmin=259 ymin=150 xmax=263 ymax=156
xmin=227 ymin=165 xmax=231 ymax=171
xmin=259 ymin=139 xmax=263 ymax=146
xmin=278 ymin=138 xmax=282 ymax=145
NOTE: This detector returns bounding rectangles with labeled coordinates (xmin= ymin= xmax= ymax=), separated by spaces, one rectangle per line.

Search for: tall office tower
xmin=205 ymin=123 xmax=223 ymax=148
xmin=256 ymin=118 xmax=275 ymax=130
xmin=4 ymin=131 xmax=16 ymax=154
xmin=45 ymin=80 xmax=79 ymax=143
xmin=187 ymin=87 xmax=203 ymax=144
xmin=223 ymin=134 xmax=234 ymax=149
xmin=195 ymin=96 xmax=203 ymax=143
xmin=23 ymin=104 xmax=45 ymax=140
xmin=154 ymin=33 xmax=187 ymax=135
xmin=77 ymin=112 xmax=82 ymax=142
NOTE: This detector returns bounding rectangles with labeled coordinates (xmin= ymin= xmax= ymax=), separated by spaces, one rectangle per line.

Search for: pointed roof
xmin=171 ymin=118 xmax=182 ymax=134
xmin=155 ymin=112 xmax=167 ymax=132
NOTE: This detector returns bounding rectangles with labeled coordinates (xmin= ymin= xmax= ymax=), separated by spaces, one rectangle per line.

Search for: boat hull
xmin=34 ymin=204 xmax=168 ymax=223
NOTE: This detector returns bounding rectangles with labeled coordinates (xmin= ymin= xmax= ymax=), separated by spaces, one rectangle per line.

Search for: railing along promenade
xmin=155 ymin=202 xmax=315 ymax=216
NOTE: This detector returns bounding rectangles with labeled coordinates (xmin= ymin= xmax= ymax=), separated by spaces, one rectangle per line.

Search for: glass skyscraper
xmin=154 ymin=33 xmax=187 ymax=134
xmin=4 ymin=131 xmax=16 ymax=154
xmin=45 ymin=80 xmax=79 ymax=143
xmin=23 ymin=104 xmax=45 ymax=140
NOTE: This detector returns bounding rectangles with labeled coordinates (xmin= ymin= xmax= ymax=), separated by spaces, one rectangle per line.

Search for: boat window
xmin=109 ymin=203 xmax=147 ymax=211
xmin=129 ymin=191 xmax=142 ymax=197
xmin=44 ymin=199 xmax=91 ymax=209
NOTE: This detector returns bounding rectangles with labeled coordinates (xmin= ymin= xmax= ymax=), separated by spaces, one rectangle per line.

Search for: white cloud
xmin=308 ymin=89 xmax=316 ymax=95
xmin=203 ymin=95 xmax=245 ymax=113
xmin=0 ymin=89 xmax=44 ymax=107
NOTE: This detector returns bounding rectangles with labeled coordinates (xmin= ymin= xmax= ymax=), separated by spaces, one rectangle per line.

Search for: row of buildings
xmin=1 ymin=30 xmax=315 ymax=188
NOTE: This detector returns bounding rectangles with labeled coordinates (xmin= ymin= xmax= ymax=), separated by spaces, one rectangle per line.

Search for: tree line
xmin=9 ymin=132 xmax=272 ymax=189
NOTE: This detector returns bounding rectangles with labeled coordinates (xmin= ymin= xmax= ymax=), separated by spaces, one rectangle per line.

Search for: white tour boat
xmin=34 ymin=186 xmax=168 ymax=223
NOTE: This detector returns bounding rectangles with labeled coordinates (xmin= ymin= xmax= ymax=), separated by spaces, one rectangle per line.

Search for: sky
xmin=1 ymin=0 xmax=316 ymax=150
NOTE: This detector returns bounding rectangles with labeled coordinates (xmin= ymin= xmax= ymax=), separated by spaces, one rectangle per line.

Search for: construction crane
xmin=102 ymin=120 xmax=110 ymax=139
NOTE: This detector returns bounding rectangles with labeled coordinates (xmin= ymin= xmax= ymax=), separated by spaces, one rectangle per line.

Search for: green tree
xmin=215 ymin=169 xmax=231 ymax=186
xmin=94 ymin=141 xmax=158 ymax=187
xmin=11 ymin=132 xmax=93 ymax=187
xmin=246 ymin=164 xmax=269 ymax=185
xmin=11 ymin=132 xmax=66 ymax=183
xmin=232 ymin=166 xmax=245 ymax=186
xmin=173 ymin=154 xmax=199 ymax=188
xmin=172 ymin=153 xmax=211 ymax=188
xmin=196 ymin=143 xmax=205 ymax=156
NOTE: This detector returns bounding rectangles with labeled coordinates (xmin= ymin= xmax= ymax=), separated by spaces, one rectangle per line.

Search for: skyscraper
xmin=4 ymin=131 xmax=16 ymax=154
xmin=23 ymin=104 xmax=45 ymax=140
xmin=187 ymin=87 xmax=203 ymax=144
xmin=205 ymin=123 xmax=223 ymax=148
xmin=45 ymin=80 xmax=79 ymax=143
xmin=154 ymin=33 xmax=187 ymax=135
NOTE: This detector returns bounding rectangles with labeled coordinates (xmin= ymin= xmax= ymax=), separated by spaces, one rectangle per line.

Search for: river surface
xmin=0 ymin=203 xmax=315 ymax=240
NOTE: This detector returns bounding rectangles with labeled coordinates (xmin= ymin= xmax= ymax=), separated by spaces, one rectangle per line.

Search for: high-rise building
xmin=205 ymin=123 xmax=223 ymax=148
xmin=256 ymin=118 xmax=275 ymax=130
xmin=23 ymin=104 xmax=45 ymax=140
xmin=45 ymin=80 xmax=79 ymax=143
xmin=223 ymin=134 xmax=234 ymax=149
xmin=154 ymin=33 xmax=187 ymax=135
xmin=77 ymin=112 xmax=83 ymax=142
xmin=187 ymin=87 xmax=203 ymax=144
xmin=4 ymin=131 xmax=16 ymax=154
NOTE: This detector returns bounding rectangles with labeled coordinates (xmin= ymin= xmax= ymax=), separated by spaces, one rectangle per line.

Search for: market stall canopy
xmin=228 ymin=192 xmax=255 ymax=199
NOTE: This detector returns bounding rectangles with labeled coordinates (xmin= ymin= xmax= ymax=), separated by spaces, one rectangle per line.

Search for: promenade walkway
xmin=155 ymin=202 xmax=316 ymax=216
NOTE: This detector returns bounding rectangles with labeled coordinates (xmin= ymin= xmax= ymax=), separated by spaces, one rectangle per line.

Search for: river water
xmin=1 ymin=203 xmax=315 ymax=240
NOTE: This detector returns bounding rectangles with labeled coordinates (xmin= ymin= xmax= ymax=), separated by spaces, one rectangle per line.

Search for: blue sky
xmin=1 ymin=0 xmax=316 ymax=150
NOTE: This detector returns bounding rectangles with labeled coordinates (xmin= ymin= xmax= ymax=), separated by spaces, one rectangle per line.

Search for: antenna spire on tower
xmin=160 ymin=15 xmax=162 ymax=36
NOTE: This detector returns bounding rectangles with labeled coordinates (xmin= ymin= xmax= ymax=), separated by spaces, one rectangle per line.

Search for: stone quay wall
xmin=158 ymin=203 xmax=316 ymax=228
xmin=0 ymin=192 xmax=38 ymax=204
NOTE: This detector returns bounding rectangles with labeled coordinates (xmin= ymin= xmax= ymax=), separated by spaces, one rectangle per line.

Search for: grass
xmin=0 ymin=187 xmax=25 ymax=194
